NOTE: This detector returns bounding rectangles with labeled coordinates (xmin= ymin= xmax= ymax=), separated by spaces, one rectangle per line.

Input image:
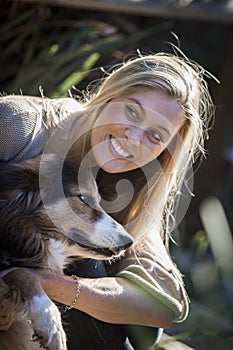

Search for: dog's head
xmin=0 ymin=155 xmax=133 ymax=268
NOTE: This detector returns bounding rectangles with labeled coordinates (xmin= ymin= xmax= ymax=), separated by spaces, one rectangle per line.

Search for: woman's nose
xmin=125 ymin=126 xmax=143 ymax=146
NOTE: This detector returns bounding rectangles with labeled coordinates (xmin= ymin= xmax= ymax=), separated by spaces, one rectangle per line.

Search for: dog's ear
xmin=0 ymin=158 xmax=41 ymax=213
xmin=0 ymin=154 xmax=67 ymax=213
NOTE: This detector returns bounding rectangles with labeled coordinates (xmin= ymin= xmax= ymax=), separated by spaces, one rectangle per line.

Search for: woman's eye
xmin=125 ymin=104 xmax=140 ymax=121
xmin=148 ymin=129 xmax=165 ymax=143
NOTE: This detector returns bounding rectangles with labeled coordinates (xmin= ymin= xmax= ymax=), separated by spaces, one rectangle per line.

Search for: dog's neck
xmin=47 ymin=239 xmax=74 ymax=273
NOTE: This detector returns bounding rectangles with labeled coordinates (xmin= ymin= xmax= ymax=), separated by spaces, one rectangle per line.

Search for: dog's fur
xmin=0 ymin=155 xmax=133 ymax=350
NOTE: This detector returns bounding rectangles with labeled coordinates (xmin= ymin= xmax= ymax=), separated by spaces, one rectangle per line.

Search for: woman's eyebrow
xmin=154 ymin=125 xmax=171 ymax=138
xmin=126 ymin=97 xmax=146 ymax=116
xmin=127 ymin=97 xmax=171 ymax=137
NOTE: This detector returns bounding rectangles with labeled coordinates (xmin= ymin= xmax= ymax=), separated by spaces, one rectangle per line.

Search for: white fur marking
xmin=30 ymin=293 xmax=67 ymax=349
xmin=47 ymin=239 xmax=69 ymax=272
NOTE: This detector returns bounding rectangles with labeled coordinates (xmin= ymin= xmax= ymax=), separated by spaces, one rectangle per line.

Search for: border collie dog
xmin=0 ymin=154 xmax=133 ymax=350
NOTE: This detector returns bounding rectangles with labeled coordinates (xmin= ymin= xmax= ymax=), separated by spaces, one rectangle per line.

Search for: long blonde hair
xmin=71 ymin=52 xmax=215 ymax=248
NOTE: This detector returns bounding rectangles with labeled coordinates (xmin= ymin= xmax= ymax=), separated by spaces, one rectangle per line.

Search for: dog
xmin=0 ymin=154 xmax=133 ymax=350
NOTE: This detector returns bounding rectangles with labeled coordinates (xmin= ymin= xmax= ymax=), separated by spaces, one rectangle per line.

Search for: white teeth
xmin=110 ymin=138 xmax=131 ymax=158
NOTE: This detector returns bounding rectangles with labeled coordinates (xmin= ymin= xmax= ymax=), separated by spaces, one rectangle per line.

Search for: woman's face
xmin=90 ymin=88 xmax=184 ymax=173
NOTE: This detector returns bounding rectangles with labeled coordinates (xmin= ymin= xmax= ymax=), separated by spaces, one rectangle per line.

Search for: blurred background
xmin=1 ymin=1 xmax=233 ymax=349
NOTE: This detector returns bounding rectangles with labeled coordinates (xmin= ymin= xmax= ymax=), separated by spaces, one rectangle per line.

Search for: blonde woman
xmin=0 ymin=52 xmax=214 ymax=349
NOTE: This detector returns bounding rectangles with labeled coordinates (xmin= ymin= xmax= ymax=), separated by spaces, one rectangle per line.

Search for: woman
xmin=0 ymin=52 xmax=214 ymax=349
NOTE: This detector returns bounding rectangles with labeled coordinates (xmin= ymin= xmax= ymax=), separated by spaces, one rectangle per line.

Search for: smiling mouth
xmin=110 ymin=136 xmax=132 ymax=159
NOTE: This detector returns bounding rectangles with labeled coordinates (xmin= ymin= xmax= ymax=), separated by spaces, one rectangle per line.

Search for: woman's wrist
xmin=39 ymin=271 xmax=83 ymax=309
xmin=63 ymin=275 xmax=81 ymax=311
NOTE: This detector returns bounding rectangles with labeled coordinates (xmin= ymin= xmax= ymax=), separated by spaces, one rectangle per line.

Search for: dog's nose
xmin=112 ymin=221 xmax=133 ymax=246
xmin=119 ymin=234 xmax=133 ymax=249
xmin=114 ymin=228 xmax=133 ymax=250
xmin=123 ymin=241 xmax=133 ymax=250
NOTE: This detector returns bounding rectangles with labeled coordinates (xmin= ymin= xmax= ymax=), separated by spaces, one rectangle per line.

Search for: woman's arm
xmin=30 ymin=228 xmax=188 ymax=329
xmin=38 ymin=270 xmax=175 ymax=329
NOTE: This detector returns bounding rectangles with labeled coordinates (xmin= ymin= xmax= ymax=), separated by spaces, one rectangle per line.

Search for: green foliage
xmin=171 ymin=197 xmax=233 ymax=349
xmin=50 ymin=52 xmax=100 ymax=98
xmin=0 ymin=3 xmax=166 ymax=97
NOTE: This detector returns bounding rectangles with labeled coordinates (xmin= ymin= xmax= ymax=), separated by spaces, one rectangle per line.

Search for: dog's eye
xmin=78 ymin=195 xmax=86 ymax=203
xmin=77 ymin=194 xmax=94 ymax=208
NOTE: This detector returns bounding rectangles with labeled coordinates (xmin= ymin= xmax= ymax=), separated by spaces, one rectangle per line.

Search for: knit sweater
xmin=0 ymin=95 xmax=189 ymax=322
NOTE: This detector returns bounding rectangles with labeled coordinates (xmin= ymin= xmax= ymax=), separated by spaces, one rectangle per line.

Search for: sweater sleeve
xmin=0 ymin=95 xmax=80 ymax=162
xmin=0 ymin=95 xmax=48 ymax=162
xmin=115 ymin=232 xmax=189 ymax=322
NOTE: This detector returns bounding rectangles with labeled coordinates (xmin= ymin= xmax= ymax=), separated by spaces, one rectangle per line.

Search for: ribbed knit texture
xmin=0 ymin=95 xmax=79 ymax=162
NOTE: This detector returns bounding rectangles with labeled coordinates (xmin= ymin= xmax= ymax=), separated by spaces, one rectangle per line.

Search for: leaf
xmin=50 ymin=52 xmax=100 ymax=98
